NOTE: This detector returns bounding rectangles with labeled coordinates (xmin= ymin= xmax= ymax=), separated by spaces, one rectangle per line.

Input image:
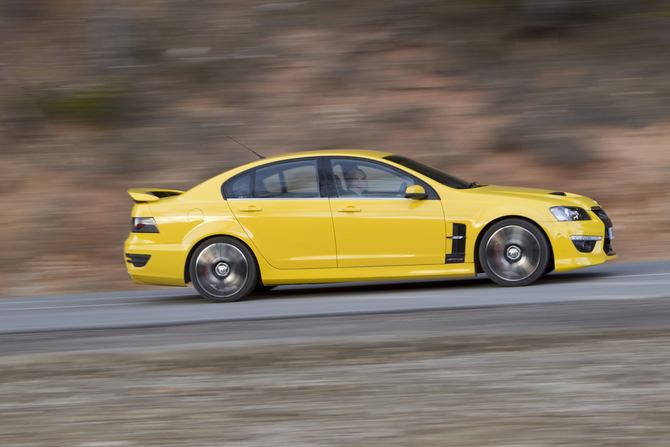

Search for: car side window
xmin=226 ymin=173 xmax=252 ymax=199
xmin=331 ymin=159 xmax=416 ymax=198
xmin=254 ymin=160 xmax=320 ymax=198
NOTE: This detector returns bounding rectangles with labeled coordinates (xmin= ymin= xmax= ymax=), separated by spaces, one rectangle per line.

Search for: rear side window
xmin=224 ymin=159 xmax=322 ymax=199
xmin=226 ymin=173 xmax=252 ymax=199
xmin=255 ymin=160 xmax=319 ymax=198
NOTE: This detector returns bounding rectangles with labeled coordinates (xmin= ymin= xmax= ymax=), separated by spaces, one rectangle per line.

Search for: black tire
xmin=542 ymin=262 xmax=555 ymax=277
xmin=190 ymin=236 xmax=258 ymax=302
xmin=479 ymin=219 xmax=550 ymax=287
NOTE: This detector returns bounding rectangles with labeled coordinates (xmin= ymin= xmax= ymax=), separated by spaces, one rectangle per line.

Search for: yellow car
xmin=124 ymin=150 xmax=616 ymax=302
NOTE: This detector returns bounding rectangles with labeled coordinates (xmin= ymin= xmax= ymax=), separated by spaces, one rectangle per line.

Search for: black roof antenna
xmin=227 ymin=135 xmax=265 ymax=159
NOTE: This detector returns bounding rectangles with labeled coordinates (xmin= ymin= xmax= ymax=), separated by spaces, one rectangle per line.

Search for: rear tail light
xmin=132 ymin=217 xmax=159 ymax=233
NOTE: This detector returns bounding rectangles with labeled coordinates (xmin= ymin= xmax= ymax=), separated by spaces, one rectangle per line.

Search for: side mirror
xmin=404 ymin=185 xmax=428 ymax=200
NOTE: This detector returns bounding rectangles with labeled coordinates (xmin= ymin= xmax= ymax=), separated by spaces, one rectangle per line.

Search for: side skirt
xmin=259 ymin=263 xmax=476 ymax=285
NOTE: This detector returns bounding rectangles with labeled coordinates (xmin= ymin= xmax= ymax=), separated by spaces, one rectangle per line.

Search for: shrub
xmin=36 ymin=87 xmax=129 ymax=124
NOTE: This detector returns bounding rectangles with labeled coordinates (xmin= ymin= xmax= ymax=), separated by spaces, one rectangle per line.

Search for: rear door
xmin=226 ymin=158 xmax=337 ymax=269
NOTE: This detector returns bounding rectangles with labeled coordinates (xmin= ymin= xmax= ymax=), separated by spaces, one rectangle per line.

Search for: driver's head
xmin=344 ymin=168 xmax=367 ymax=192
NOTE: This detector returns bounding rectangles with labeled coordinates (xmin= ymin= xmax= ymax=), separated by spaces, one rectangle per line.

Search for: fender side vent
xmin=446 ymin=223 xmax=466 ymax=263
xmin=549 ymin=191 xmax=566 ymax=196
xmin=451 ymin=223 xmax=466 ymax=254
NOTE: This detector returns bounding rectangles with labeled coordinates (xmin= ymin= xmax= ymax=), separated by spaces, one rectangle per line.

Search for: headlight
xmin=549 ymin=206 xmax=591 ymax=221
xmin=132 ymin=217 xmax=160 ymax=233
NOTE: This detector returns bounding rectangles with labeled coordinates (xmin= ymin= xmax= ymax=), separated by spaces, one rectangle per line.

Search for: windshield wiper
xmin=467 ymin=182 xmax=482 ymax=189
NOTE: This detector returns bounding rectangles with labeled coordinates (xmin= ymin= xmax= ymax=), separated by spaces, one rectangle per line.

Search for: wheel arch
xmin=184 ymin=234 xmax=261 ymax=285
xmin=473 ymin=215 xmax=554 ymax=274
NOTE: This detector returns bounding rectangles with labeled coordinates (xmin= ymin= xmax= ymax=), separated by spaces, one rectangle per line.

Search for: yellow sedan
xmin=124 ymin=150 xmax=616 ymax=302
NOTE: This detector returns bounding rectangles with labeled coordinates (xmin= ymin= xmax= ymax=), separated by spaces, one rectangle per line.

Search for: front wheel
xmin=190 ymin=237 xmax=258 ymax=302
xmin=479 ymin=219 xmax=550 ymax=287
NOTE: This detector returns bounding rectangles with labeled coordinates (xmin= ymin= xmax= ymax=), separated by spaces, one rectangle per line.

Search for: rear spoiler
xmin=128 ymin=188 xmax=184 ymax=203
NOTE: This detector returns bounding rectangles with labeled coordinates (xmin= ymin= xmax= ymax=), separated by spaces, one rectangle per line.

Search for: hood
xmin=466 ymin=185 xmax=599 ymax=209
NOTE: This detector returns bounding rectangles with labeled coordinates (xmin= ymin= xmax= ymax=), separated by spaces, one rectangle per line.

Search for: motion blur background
xmin=1 ymin=0 xmax=669 ymax=297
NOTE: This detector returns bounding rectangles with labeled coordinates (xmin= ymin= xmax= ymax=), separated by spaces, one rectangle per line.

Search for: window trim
xmin=324 ymin=156 xmax=440 ymax=200
xmin=221 ymin=157 xmax=326 ymax=200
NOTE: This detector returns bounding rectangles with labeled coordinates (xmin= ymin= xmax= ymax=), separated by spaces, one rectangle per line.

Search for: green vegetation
xmin=36 ymin=87 xmax=129 ymax=124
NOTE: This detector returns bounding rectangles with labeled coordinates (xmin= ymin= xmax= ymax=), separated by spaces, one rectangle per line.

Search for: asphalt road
xmin=1 ymin=261 xmax=669 ymax=336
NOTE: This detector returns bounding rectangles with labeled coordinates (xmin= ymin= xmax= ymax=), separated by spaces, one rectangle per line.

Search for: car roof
xmin=262 ymin=149 xmax=393 ymax=161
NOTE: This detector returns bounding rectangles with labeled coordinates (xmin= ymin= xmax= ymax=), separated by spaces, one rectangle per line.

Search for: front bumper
xmin=541 ymin=219 xmax=616 ymax=273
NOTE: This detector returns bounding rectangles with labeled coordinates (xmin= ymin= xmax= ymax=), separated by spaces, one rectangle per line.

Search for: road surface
xmin=0 ymin=260 xmax=668 ymax=337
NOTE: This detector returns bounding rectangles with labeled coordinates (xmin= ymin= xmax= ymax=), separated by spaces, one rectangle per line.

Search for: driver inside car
xmin=344 ymin=168 xmax=368 ymax=195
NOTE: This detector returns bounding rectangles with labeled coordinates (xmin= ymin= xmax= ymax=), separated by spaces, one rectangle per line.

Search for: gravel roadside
xmin=2 ymin=324 xmax=670 ymax=446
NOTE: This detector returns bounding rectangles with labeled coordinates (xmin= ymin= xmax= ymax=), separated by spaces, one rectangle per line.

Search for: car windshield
xmin=384 ymin=155 xmax=471 ymax=189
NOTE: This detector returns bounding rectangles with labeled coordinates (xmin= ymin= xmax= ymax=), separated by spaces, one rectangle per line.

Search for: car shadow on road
xmin=246 ymin=276 xmax=495 ymax=302
xmin=245 ymin=278 xmax=488 ymax=301
xmin=162 ymin=268 xmax=619 ymax=304
xmin=245 ymin=269 xmax=618 ymax=302
xmin=540 ymin=270 xmax=613 ymax=284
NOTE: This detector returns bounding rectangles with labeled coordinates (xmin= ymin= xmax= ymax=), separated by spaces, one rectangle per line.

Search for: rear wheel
xmin=190 ymin=237 xmax=258 ymax=302
xmin=479 ymin=219 xmax=550 ymax=287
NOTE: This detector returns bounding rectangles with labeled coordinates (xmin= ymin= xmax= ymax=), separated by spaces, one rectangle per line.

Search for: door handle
xmin=338 ymin=206 xmax=362 ymax=213
xmin=238 ymin=206 xmax=262 ymax=212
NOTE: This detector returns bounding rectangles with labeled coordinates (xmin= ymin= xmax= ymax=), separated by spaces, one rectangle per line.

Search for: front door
xmin=327 ymin=158 xmax=446 ymax=268
xmin=228 ymin=159 xmax=337 ymax=269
